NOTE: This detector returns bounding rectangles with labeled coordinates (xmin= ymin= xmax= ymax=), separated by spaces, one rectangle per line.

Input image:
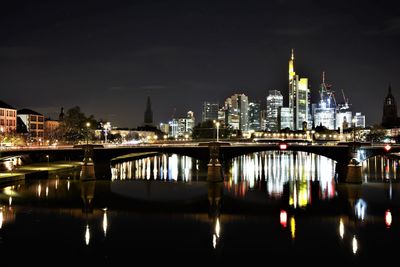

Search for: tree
xmin=192 ymin=120 xmax=233 ymax=140
xmin=58 ymin=106 xmax=98 ymax=143
xmin=365 ymin=125 xmax=386 ymax=143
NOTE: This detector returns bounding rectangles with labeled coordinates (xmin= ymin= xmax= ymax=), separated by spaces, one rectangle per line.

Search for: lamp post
xmin=86 ymin=122 xmax=91 ymax=145
xmin=215 ymin=121 xmax=220 ymax=142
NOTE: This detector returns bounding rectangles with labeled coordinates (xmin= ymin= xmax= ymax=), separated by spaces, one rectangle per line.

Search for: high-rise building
xmin=266 ymin=90 xmax=283 ymax=131
xmin=168 ymin=111 xmax=195 ymax=137
xmin=288 ymin=49 xmax=310 ymax=130
xmin=202 ymin=102 xmax=219 ymax=122
xmin=354 ymin=112 xmax=366 ymax=128
xmin=224 ymin=93 xmax=249 ymax=131
xmin=313 ymin=73 xmax=336 ymax=129
xmin=278 ymin=107 xmax=293 ymax=130
xmin=382 ymin=85 xmax=399 ymax=128
xmin=144 ymin=96 xmax=153 ymax=126
xmin=335 ymin=111 xmax=352 ymax=130
xmin=248 ymin=102 xmax=261 ymax=131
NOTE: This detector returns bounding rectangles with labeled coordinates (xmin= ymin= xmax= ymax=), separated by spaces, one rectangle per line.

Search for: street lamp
xmin=86 ymin=122 xmax=91 ymax=145
xmin=215 ymin=121 xmax=220 ymax=142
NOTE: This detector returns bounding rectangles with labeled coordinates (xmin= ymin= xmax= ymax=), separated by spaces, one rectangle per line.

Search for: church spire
xmin=144 ymin=96 xmax=153 ymax=126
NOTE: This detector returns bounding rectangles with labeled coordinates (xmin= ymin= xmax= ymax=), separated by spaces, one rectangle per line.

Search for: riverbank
xmin=0 ymin=161 xmax=82 ymax=185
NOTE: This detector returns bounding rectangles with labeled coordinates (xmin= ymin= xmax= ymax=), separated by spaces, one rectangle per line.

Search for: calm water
xmin=1 ymin=152 xmax=399 ymax=265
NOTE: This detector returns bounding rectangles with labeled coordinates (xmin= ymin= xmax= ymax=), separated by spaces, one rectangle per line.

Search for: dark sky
xmin=1 ymin=0 xmax=399 ymax=128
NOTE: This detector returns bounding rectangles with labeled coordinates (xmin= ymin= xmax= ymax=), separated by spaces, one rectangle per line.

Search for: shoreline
xmin=0 ymin=161 xmax=82 ymax=185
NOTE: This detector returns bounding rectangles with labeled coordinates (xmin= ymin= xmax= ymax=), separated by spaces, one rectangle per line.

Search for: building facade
xmin=248 ymin=102 xmax=261 ymax=131
xmin=202 ymin=102 xmax=219 ymax=122
xmin=288 ymin=49 xmax=310 ymax=130
xmin=17 ymin=109 xmax=45 ymax=144
xmin=0 ymin=100 xmax=17 ymax=133
xmin=266 ymin=90 xmax=283 ymax=131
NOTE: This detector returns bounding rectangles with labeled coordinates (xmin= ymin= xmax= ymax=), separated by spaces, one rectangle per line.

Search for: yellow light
xmin=0 ymin=209 xmax=3 ymax=229
xmin=352 ymin=235 xmax=358 ymax=254
xmin=339 ymin=218 xmax=344 ymax=239
xmin=290 ymin=216 xmax=296 ymax=240
xmin=215 ymin=218 xmax=220 ymax=238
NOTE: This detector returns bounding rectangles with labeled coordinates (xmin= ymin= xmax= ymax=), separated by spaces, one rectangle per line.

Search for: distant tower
xmin=59 ymin=107 xmax=64 ymax=121
xmin=288 ymin=49 xmax=309 ymax=130
xmin=144 ymin=96 xmax=153 ymax=126
xmin=382 ymin=84 xmax=399 ymax=128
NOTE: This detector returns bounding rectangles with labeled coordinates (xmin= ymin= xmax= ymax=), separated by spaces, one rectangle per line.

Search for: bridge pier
xmin=207 ymin=142 xmax=223 ymax=182
xmin=335 ymin=159 xmax=362 ymax=184
xmin=80 ymin=145 xmax=95 ymax=180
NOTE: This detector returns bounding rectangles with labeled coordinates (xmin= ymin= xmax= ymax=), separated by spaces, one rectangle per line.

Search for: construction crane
xmin=171 ymin=107 xmax=176 ymax=119
xmin=341 ymin=89 xmax=350 ymax=109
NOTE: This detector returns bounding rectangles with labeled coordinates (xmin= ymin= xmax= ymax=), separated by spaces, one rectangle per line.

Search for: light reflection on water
xmin=111 ymin=154 xmax=197 ymax=182
xmin=0 ymin=153 xmax=400 ymax=264
xmin=225 ymin=151 xmax=336 ymax=207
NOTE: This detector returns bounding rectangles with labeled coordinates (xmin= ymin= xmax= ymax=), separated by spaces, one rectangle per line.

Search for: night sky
xmin=1 ymin=0 xmax=399 ymax=128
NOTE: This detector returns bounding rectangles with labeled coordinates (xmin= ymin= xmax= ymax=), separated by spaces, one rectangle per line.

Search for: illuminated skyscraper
xmin=313 ymin=73 xmax=336 ymax=129
xmin=266 ymin=90 xmax=283 ymax=131
xmin=248 ymin=102 xmax=261 ymax=131
xmin=202 ymin=101 xmax=219 ymax=122
xmin=288 ymin=49 xmax=310 ymax=130
xmin=224 ymin=93 xmax=249 ymax=131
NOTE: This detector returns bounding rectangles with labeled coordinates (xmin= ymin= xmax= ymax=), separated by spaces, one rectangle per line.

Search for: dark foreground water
xmin=0 ymin=152 xmax=399 ymax=265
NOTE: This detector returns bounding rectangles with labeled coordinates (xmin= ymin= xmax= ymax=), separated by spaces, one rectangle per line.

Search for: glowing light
xmin=339 ymin=218 xmax=344 ymax=239
xmin=45 ymin=186 xmax=49 ymax=197
xmin=212 ymin=234 xmax=217 ymax=249
xmin=385 ymin=144 xmax=392 ymax=152
xmin=67 ymin=180 xmax=70 ymax=191
xmin=279 ymin=143 xmax=287 ymax=150
xmin=290 ymin=216 xmax=296 ymax=240
xmin=355 ymin=199 xmax=366 ymax=220
xmin=9 ymin=196 xmax=12 ymax=206
xmin=103 ymin=208 xmax=108 ymax=237
xmin=215 ymin=218 xmax=220 ymax=238
xmin=0 ymin=209 xmax=3 ymax=229
xmin=280 ymin=210 xmax=287 ymax=228
xmin=385 ymin=210 xmax=392 ymax=228
xmin=37 ymin=184 xmax=42 ymax=197
xmin=85 ymin=225 xmax=90 ymax=245
xmin=352 ymin=235 xmax=358 ymax=254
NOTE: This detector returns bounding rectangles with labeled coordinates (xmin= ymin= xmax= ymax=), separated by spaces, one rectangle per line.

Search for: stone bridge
xmin=1 ymin=142 xmax=399 ymax=182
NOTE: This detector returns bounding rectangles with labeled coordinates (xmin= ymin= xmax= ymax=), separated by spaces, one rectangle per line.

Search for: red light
xmin=385 ymin=210 xmax=392 ymax=228
xmin=385 ymin=144 xmax=391 ymax=151
xmin=280 ymin=210 xmax=287 ymax=228
xmin=279 ymin=143 xmax=287 ymax=150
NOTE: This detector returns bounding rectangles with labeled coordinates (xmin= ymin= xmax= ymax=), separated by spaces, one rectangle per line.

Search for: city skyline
xmin=1 ymin=0 xmax=399 ymax=128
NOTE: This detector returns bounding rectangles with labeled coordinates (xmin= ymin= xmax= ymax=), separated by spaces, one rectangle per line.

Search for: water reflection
xmin=225 ymin=151 xmax=336 ymax=208
xmin=362 ymin=155 xmax=400 ymax=181
xmin=111 ymin=154 xmax=200 ymax=182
